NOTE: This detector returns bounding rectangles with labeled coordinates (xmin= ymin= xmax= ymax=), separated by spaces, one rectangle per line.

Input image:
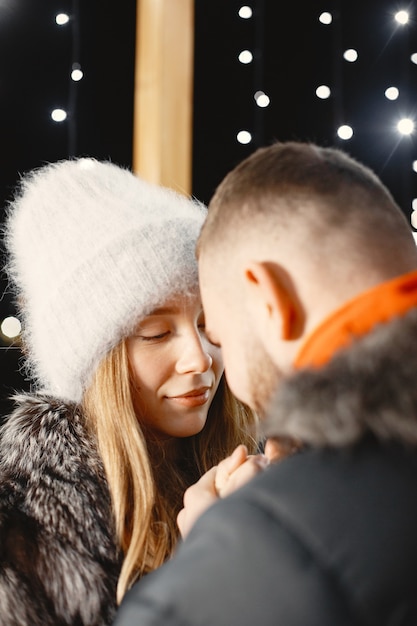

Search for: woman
xmin=1 ymin=158 xmax=258 ymax=625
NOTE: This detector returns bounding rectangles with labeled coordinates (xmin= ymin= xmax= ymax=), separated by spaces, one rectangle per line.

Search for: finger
xmin=218 ymin=455 xmax=269 ymax=498
xmin=214 ymin=445 xmax=248 ymax=493
xmin=178 ymin=466 xmax=220 ymax=538
xmin=182 ymin=466 xmax=218 ymax=507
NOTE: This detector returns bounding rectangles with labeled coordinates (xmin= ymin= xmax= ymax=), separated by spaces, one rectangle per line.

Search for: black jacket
xmin=0 ymin=394 xmax=121 ymax=625
xmin=113 ymin=309 xmax=417 ymax=626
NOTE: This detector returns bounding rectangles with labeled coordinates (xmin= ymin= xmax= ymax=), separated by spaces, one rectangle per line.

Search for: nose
xmin=175 ymin=332 xmax=213 ymax=375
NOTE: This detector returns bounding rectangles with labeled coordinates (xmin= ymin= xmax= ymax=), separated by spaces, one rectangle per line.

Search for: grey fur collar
xmin=0 ymin=394 xmax=121 ymax=625
xmin=265 ymin=308 xmax=417 ymax=447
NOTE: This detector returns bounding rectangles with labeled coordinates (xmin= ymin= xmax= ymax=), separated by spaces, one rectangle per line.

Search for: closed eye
xmin=139 ymin=331 xmax=170 ymax=341
xmin=205 ymin=329 xmax=221 ymax=348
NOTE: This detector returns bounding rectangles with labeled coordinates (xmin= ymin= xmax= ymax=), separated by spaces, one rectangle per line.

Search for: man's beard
xmin=245 ymin=339 xmax=282 ymax=419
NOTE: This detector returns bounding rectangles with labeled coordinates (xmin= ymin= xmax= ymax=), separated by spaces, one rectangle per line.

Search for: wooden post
xmin=133 ymin=0 xmax=194 ymax=195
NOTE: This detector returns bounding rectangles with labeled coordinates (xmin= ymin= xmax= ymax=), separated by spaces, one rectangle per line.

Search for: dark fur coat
xmin=0 ymin=394 xmax=122 ymax=625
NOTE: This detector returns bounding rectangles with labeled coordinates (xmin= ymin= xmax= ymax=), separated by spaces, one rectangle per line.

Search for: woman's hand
xmin=177 ymin=445 xmax=269 ymax=538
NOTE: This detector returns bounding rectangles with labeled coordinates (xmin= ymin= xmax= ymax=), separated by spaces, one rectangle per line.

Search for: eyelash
xmin=140 ymin=332 xmax=170 ymax=341
xmin=138 ymin=323 xmax=207 ymax=342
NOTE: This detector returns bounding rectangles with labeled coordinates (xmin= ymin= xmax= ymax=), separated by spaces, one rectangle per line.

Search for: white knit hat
xmin=4 ymin=158 xmax=207 ymax=403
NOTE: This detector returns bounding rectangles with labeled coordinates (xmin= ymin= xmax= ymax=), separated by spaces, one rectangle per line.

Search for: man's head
xmin=197 ymin=141 xmax=417 ymax=413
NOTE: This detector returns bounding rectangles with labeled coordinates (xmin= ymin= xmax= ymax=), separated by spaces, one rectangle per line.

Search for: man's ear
xmin=243 ymin=261 xmax=302 ymax=340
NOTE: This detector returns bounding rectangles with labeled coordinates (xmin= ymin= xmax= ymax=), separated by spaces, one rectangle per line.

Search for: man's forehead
xmin=198 ymin=256 xmax=225 ymax=308
xmin=198 ymin=253 xmax=217 ymax=284
xmin=198 ymin=267 xmax=217 ymax=304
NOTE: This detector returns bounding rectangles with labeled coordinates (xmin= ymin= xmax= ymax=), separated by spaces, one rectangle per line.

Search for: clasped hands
xmin=177 ymin=438 xmax=293 ymax=538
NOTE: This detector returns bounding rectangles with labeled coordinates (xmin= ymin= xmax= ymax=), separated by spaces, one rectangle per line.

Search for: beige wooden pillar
xmin=133 ymin=0 xmax=194 ymax=195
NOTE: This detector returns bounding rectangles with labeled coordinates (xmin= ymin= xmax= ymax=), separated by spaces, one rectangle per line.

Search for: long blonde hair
xmin=82 ymin=339 xmax=258 ymax=604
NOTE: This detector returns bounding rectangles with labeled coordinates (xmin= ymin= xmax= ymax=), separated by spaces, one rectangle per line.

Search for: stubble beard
xmin=246 ymin=340 xmax=282 ymax=419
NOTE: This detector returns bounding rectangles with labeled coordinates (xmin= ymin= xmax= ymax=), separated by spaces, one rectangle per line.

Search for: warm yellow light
xmin=1 ymin=316 xmax=21 ymax=339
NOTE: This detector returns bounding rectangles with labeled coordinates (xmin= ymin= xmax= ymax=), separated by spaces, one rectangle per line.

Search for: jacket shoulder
xmin=115 ymin=442 xmax=417 ymax=626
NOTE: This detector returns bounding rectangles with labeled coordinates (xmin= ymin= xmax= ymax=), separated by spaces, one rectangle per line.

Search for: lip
xmin=166 ymin=387 xmax=211 ymax=407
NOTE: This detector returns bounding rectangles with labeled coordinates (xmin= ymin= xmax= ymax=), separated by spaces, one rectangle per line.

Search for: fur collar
xmin=265 ymin=308 xmax=417 ymax=448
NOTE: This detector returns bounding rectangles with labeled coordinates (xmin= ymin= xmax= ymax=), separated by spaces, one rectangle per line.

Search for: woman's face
xmin=126 ymin=293 xmax=223 ymax=440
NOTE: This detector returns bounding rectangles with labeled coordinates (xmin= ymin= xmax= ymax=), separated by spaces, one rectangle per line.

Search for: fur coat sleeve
xmin=0 ymin=394 xmax=122 ymax=626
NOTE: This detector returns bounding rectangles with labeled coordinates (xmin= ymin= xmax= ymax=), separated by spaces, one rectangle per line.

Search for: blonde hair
xmin=82 ymin=340 xmax=258 ymax=604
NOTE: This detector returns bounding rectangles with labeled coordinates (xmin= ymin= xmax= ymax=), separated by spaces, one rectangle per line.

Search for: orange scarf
xmin=294 ymin=269 xmax=417 ymax=369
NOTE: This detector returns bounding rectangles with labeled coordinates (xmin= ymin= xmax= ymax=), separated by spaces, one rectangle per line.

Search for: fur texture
xmin=265 ymin=307 xmax=417 ymax=447
xmin=0 ymin=394 xmax=122 ymax=625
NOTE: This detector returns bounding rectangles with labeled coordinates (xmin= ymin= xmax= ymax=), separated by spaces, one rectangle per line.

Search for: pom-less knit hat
xmin=4 ymin=158 xmax=207 ymax=403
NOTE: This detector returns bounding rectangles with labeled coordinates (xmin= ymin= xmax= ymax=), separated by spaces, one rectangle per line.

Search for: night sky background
xmin=0 ymin=0 xmax=416 ymax=414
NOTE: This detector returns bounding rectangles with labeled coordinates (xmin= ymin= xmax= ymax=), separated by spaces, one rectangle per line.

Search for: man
xmin=113 ymin=142 xmax=417 ymax=625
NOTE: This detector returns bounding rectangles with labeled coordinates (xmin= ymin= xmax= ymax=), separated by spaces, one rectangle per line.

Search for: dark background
xmin=1 ymin=0 xmax=416 ymax=414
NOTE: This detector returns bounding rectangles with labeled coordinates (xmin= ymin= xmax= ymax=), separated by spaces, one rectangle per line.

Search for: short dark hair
xmin=197 ymin=142 xmax=412 ymax=261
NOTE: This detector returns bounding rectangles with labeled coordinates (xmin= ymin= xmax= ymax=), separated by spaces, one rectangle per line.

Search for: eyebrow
xmin=147 ymin=305 xmax=203 ymax=316
xmin=147 ymin=307 xmax=178 ymax=316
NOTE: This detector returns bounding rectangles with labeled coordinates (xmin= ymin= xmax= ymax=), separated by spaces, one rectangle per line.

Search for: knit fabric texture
xmin=4 ymin=158 xmax=206 ymax=403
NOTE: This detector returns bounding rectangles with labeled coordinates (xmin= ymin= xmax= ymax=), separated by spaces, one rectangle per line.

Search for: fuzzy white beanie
xmin=4 ymin=158 xmax=207 ymax=403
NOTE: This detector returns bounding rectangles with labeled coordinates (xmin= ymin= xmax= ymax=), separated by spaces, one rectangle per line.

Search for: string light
xmin=343 ymin=49 xmax=358 ymax=62
xmin=238 ymin=6 xmax=252 ymax=19
xmin=52 ymin=0 xmax=81 ymax=155
xmin=395 ymin=10 xmax=409 ymax=25
xmin=337 ymin=125 xmax=354 ymax=140
xmin=1 ymin=317 xmax=21 ymax=340
xmin=316 ymin=85 xmax=331 ymax=99
xmin=397 ymin=118 xmax=414 ymax=135
xmin=385 ymin=87 xmax=399 ymax=100
xmin=55 ymin=13 xmax=70 ymax=25
xmin=254 ymin=91 xmax=270 ymax=107
xmin=237 ymin=130 xmax=252 ymax=144
xmin=71 ymin=63 xmax=83 ymax=82
xmin=51 ymin=108 xmax=67 ymax=122
xmin=319 ymin=12 xmax=332 ymax=25
xmin=238 ymin=50 xmax=253 ymax=64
